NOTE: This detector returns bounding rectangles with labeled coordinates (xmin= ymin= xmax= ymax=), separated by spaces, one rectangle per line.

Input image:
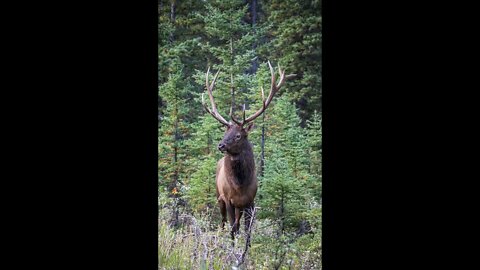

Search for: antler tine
xmin=243 ymin=61 xmax=294 ymax=124
xmin=231 ymin=103 xmax=246 ymax=125
xmin=265 ymin=60 xmax=282 ymax=105
xmin=231 ymin=115 xmax=242 ymax=125
xmin=260 ymin=86 xmax=266 ymax=110
xmin=228 ymin=71 xmax=246 ymax=126
xmin=268 ymin=61 xmax=276 ymax=95
xmin=242 ymin=104 xmax=246 ymax=123
xmin=276 ymin=68 xmax=286 ymax=89
xmin=202 ymin=92 xmax=213 ymax=113
xmin=210 ymin=69 xmax=221 ymax=92
xmin=203 ymin=67 xmax=230 ymax=126
xmin=204 ymin=61 xmax=292 ymax=127
xmin=230 ymin=110 xmax=243 ymax=126
xmin=202 ymin=93 xmax=220 ymax=119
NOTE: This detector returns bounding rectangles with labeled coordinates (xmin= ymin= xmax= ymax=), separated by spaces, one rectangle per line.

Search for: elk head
xmin=217 ymin=123 xmax=255 ymax=155
xmin=201 ymin=61 xmax=295 ymax=154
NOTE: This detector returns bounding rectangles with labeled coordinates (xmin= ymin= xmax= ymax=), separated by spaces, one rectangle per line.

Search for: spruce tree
xmin=158 ymin=0 xmax=206 ymax=210
xmin=259 ymin=96 xmax=309 ymax=232
xmin=158 ymin=62 xmax=192 ymax=194
xmin=305 ymin=110 xmax=322 ymax=201
xmin=183 ymin=114 xmax=224 ymax=215
xmin=263 ymin=0 xmax=322 ymax=122
xmin=184 ymin=0 xmax=260 ymax=214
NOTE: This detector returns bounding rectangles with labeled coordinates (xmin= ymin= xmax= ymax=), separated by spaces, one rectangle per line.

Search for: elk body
xmin=202 ymin=61 xmax=293 ymax=245
xmin=216 ymin=123 xmax=256 ymax=241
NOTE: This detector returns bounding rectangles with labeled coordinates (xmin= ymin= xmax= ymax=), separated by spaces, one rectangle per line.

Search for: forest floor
xmin=158 ymin=209 xmax=321 ymax=270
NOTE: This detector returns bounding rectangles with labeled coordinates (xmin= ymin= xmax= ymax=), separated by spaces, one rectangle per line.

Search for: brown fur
xmin=215 ymin=124 xmax=257 ymax=241
xmin=203 ymin=62 xmax=292 ymax=249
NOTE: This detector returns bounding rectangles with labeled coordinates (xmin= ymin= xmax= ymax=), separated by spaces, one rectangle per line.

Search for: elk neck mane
xmin=224 ymin=141 xmax=255 ymax=186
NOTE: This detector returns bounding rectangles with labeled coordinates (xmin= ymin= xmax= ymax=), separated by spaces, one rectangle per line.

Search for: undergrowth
xmin=158 ymin=201 xmax=321 ymax=270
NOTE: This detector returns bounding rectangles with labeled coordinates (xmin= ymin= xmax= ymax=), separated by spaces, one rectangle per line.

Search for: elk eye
xmin=235 ymin=134 xmax=241 ymax=140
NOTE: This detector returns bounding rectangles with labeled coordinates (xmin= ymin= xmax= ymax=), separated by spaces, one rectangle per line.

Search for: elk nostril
xmin=218 ymin=143 xmax=225 ymax=150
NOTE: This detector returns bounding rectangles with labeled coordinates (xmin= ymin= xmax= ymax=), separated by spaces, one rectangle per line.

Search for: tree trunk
xmin=173 ymin=118 xmax=178 ymax=185
xmin=260 ymin=112 xmax=265 ymax=177
xmin=230 ymin=38 xmax=236 ymax=117
xmin=169 ymin=2 xmax=179 ymax=228
xmin=250 ymin=0 xmax=259 ymax=73
xmin=230 ymin=73 xmax=235 ymax=117
xmin=169 ymin=0 xmax=176 ymax=43
xmin=279 ymin=186 xmax=285 ymax=236
xmin=170 ymin=0 xmax=177 ymax=188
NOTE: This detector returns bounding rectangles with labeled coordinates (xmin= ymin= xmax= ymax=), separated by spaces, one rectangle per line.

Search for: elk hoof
xmin=231 ymin=222 xmax=240 ymax=233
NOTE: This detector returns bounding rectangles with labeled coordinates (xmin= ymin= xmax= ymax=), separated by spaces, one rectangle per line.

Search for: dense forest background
xmin=158 ymin=0 xmax=321 ymax=269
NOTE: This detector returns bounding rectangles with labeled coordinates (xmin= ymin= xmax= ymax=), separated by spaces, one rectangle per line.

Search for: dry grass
xmin=159 ymin=206 xmax=321 ymax=270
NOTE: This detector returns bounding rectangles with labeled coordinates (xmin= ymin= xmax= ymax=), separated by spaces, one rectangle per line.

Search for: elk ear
xmin=245 ymin=122 xmax=255 ymax=133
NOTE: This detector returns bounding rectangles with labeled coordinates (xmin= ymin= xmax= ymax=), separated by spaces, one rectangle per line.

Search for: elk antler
xmin=202 ymin=67 xmax=231 ymax=126
xmin=203 ymin=61 xmax=295 ymax=127
xmin=238 ymin=61 xmax=296 ymax=125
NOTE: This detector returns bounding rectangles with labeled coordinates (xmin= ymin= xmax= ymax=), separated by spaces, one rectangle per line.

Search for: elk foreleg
xmin=225 ymin=201 xmax=236 ymax=239
xmin=232 ymin=207 xmax=243 ymax=238
xmin=217 ymin=197 xmax=227 ymax=230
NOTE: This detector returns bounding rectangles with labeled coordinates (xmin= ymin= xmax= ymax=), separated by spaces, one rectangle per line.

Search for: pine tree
xmin=183 ymin=0 xmax=261 ymax=214
xmin=158 ymin=62 xmax=192 ymax=194
xmin=259 ymin=96 xmax=310 ymax=232
xmin=183 ymin=114 xmax=224 ymax=214
xmin=305 ymin=110 xmax=322 ymax=201
xmin=252 ymin=96 xmax=318 ymax=269
xmin=159 ymin=0 xmax=206 ymax=124
xmin=263 ymin=0 xmax=322 ymax=122
xmin=158 ymin=0 xmax=209 ymax=196
xmin=195 ymin=0 xmax=258 ymax=115
xmin=158 ymin=1 xmax=207 ymax=217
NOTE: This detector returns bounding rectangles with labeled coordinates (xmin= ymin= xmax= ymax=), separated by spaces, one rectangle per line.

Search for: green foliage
xmin=183 ymin=115 xmax=223 ymax=213
xmin=194 ymin=0 xmax=263 ymax=121
xmin=159 ymin=1 xmax=322 ymax=269
xmin=259 ymin=96 xmax=312 ymax=230
xmin=306 ymin=110 xmax=322 ymax=200
xmin=158 ymin=62 xmax=192 ymax=193
xmin=263 ymin=0 xmax=322 ymax=121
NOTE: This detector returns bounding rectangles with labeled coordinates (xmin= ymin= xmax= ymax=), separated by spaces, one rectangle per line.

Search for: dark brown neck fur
xmin=224 ymin=141 xmax=255 ymax=186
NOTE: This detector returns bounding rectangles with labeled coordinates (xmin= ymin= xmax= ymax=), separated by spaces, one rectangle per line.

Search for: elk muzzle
xmin=218 ymin=143 xmax=226 ymax=152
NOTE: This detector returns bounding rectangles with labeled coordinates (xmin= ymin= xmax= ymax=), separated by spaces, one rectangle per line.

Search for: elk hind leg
xmin=232 ymin=207 xmax=243 ymax=238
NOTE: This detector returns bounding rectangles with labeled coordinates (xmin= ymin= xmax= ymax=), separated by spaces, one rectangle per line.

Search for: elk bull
xmin=201 ymin=61 xmax=294 ymax=245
